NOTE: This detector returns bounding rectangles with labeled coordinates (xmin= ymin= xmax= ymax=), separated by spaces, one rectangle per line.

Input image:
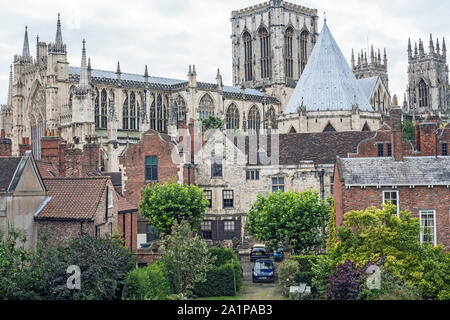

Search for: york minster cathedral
xmin=0 ymin=0 xmax=448 ymax=172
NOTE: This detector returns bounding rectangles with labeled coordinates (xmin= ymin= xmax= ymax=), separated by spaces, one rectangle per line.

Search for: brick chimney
xmin=0 ymin=129 xmax=12 ymax=157
xmin=82 ymin=143 xmax=100 ymax=175
xmin=390 ymin=107 xmax=403 ymax=161
xmin=418 ymin=122 xmax=438 ymax=156
xmin=63 ymin=148 xmax=83 ymax=177
xmin=19 ymin=137 xmax=31 ymax=156
xmin=41 ymin=129 xmax=64 ymax=165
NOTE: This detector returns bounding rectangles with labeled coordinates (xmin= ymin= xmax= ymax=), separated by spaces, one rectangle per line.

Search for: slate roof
xmin=231 ymin=131 xmax=375 ymax=165
xmin=37 ymin=177 xmax=109 ymax=220
xmin=284 ymin=22 xmax=373 ymax=114
xmin=102 ymin=172 xmax=121 ymax=186
xmin=69 ymin=67 xmax=280 ymax=104
xmin=0 ymin=157 xmax=21 ymax=191
xmin=358 ymin=76 xmax=378 ymax=99
xmin=337 ymin=157 xmax=450 ymax=186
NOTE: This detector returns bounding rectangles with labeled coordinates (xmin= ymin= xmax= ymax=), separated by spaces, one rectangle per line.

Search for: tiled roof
xmin=284 ymin=22 xmax=373 ymax=113
xmin=337 ymin=156 xmax=450 ymax=186
xmin=36 ymin=161 xmax=59 ymax=178
xmin=117 ymin=195 xmax=138 ymax=213
xmin=37 ymin=177 xmax=108 ymax=220
xmin=230 ymin=131 xmax=375 ymax=165
xmin=0 ymin=157 xmax=21 ymax=191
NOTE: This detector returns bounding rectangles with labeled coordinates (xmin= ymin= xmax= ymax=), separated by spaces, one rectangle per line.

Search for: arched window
xmin=266 ymin=106 xmax=277 ymax=129
xmin=109 ymin=90 xmax=115 ymax=116
xmin=198 ymin=94 xmax=214 ymax=120
xmin=157 ymin=94 xmax=163 ymax=131
xmin=174 ymin=95 xmax=187 ymax=123
xmin=226 ymin=104 xmax=240 ymax=130
xmin=69 ymin=86 xmax=74 ymax=109
xmin=150 ymin=95 xmax=156 ymax=130
xmin=285 ymin=27 xmax=294 ymax=79
xmin=248 ymin=106 xmax=260 ymax=133
xmin=130 ymin=92 xmax=136 ymax=130
xmin=418 ymin=79 xmax=428 ymax=107
xmin=243 ymin=32 xmax=253 ymax=82
xmin=259 ymin=28 xmax=270 ymax=79
xmin=94 ymin=90 xmax=100 ymax=128
xmin=300 ymin=31 xmax=309 ymax=74
xmin=123 ymin=93 xmax=129 ymax=130
xmin=101 ymin=89 xmax=107 ymax=129
xmin=362 ymin=123 xmax=371 ymax=131
xmin=324 ymin=123 xmax=336 ymax=132
xmin=289 ymin=126 xmax=297 ymax=134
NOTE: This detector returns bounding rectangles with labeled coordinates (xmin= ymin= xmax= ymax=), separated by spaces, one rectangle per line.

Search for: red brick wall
xmin=120 ymin=130 xmax=180 ymax=207
xmin=437 ymin=123 xmax=450 ymax=155
xmin=419 ymin=123 xmax=438 ymax=156
xmin=336 ymin=186 xmax=450 ymax=250
xmin=36 ymin=220 xmax=95 ymax=247
xmin=118 ymin=210 xmax=138 ymax=251
xmin=0 ymin=138 xmax=12 ymax=156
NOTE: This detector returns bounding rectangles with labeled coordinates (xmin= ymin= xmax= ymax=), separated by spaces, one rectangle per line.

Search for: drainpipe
xmin=319 ymin=169 xmax=325 ymax=200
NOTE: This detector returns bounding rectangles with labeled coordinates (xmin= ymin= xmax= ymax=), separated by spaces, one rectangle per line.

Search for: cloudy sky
xmin=0 ymin=0 xmax=448 ymax=104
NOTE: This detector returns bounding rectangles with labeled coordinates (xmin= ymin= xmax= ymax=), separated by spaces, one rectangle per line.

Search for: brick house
xmin=35 ymin=177 xmax=119 ymax=247
xmin=334 ymin=107 xmax=450 ymax=249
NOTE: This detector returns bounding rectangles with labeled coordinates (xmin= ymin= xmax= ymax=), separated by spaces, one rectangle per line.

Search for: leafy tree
xmin=325 ymin=260 xmax=365 ymax=300
xmin=158 ymin=220 xmax=213 ymax=296
xmin=201 ymin=116 xmax=225 ymax=130
xmin=402 ymin=119 xmax=416 ymax=140
xmin=140 ymin=181 xmax=209 ymax=234
xmin=326 ymin=198 xmax=337 ymax=252
xmin=330 ymin=203 xmax=450 ymax=299
xmin=246 ymin=190 xmax=330 ymax=253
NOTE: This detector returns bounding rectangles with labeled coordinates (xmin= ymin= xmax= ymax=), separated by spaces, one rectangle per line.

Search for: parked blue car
xmin=252 ymin=259 xmax=275 ymax=283
xmin=273 ymin=248 xmax=284 ymax=262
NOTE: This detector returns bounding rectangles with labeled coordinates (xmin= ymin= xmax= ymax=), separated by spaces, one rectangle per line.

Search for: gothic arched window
xmin=418 ymin=79 xmax=428 ymax=107
xmin=248 ymin=105 xmax=261 ymax=133
xmin=324 ymin=123 xmax=336 ymax=132
xmin=259 ymin=28 xmax=270 ymax=79
xmin=174 ymin=95 xmax=187 ymax=123
xmin=285 ymin=27 xmax=294 ymax=79
xmin=101 ymin=89 xmax=107 ymax=129
xmin=300 ymin=31 xmax=309 ymax=74
xmin=150 ymin=95 xmax=156 ymax=130
xmin=266 ymin=106 xmax=277 ymax=129
xmin=226 ymin=104 xmax=240 ymax=130
xmin=109 ymin=90 xmax=115 ymax=117
xmin=157 ymin=94 xmax=163 ymax=131
xmin=243 ymin=32 xmax=253 ymax=82
xmin=129 ymin=92 xmax=136 ymax=130
xmin=123 ymin=93 xmax=129 ymax=130
xmin=94 ymin=90 xmax=100 ymax=128
xmin=198 ymin=94 xmax=214 ymax=120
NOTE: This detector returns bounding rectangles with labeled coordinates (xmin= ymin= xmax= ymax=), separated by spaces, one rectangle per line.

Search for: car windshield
xmin=254 ymin=261 xmax=273 ymax=272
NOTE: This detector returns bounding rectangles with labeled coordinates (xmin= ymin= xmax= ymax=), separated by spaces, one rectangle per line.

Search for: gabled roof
xmin=337 ymin=157 xmax=450 ymax=186
xmin=0 ymin=157 xmax=21 ymax=191
xmin=284 ymin=22 xmax=373 ymax=114
xmin=37 ymin=177 xmax=109 ymax=220
xmin=36 ymin=160 xmax=59 ymax=178
xmin=117 ymin=195 xmax=138 ymax=213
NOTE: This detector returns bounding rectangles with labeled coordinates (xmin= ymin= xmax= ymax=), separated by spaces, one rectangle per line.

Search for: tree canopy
xmin=140 ymin=181 xmax=209 ymax=234
xmin=246 ymin=190 xmax=330 ymax=253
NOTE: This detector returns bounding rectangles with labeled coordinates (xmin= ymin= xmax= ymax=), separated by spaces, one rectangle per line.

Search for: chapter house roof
xmin=284 ymin=22 xmax=373 ymax=114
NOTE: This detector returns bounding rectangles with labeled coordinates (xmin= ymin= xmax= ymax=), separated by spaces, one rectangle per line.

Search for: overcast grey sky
xmin=0 ymin=0 xmax=448 ymax=104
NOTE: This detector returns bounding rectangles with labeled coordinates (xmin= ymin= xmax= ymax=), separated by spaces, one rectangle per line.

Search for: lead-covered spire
xmin=22 ymin=26 xmax=30 ymax=57
xmin=78 ymin=39 xmax=89 ymax=89
xmin=55 ymin=13 xmax=63 ymax=46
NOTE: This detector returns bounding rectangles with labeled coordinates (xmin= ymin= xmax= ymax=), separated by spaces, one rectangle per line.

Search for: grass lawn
xmin=194 ymin=285 xmax=247 ymax=300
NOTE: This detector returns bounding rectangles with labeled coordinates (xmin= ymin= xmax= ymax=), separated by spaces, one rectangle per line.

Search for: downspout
xmin=320 ymin=168 xmax=325 ymax=200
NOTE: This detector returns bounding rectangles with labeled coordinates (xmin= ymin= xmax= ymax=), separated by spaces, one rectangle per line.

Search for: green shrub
xmin=290 ymin=255 xmax=319 ymax=272
xmin=311 ymin=255 xmax=334 ymax=299
xmin=277 ymin=259 xmax=299 ymax=296
xmin=193 ymin=247 xmax=242 ymax=297
xmin=123 ymin=261 xmax=172 ymax=300
xmin=294 ymin=271 xmax=314 ymax=285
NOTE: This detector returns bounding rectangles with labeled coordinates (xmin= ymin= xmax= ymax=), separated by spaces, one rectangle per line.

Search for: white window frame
xmin=420 ymin=210 xmax=437 ymax=246
xmin=382 ymin=190 xmax=399 ymax=215
xmin=108 ymin=189 xmax=114 ymax=208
